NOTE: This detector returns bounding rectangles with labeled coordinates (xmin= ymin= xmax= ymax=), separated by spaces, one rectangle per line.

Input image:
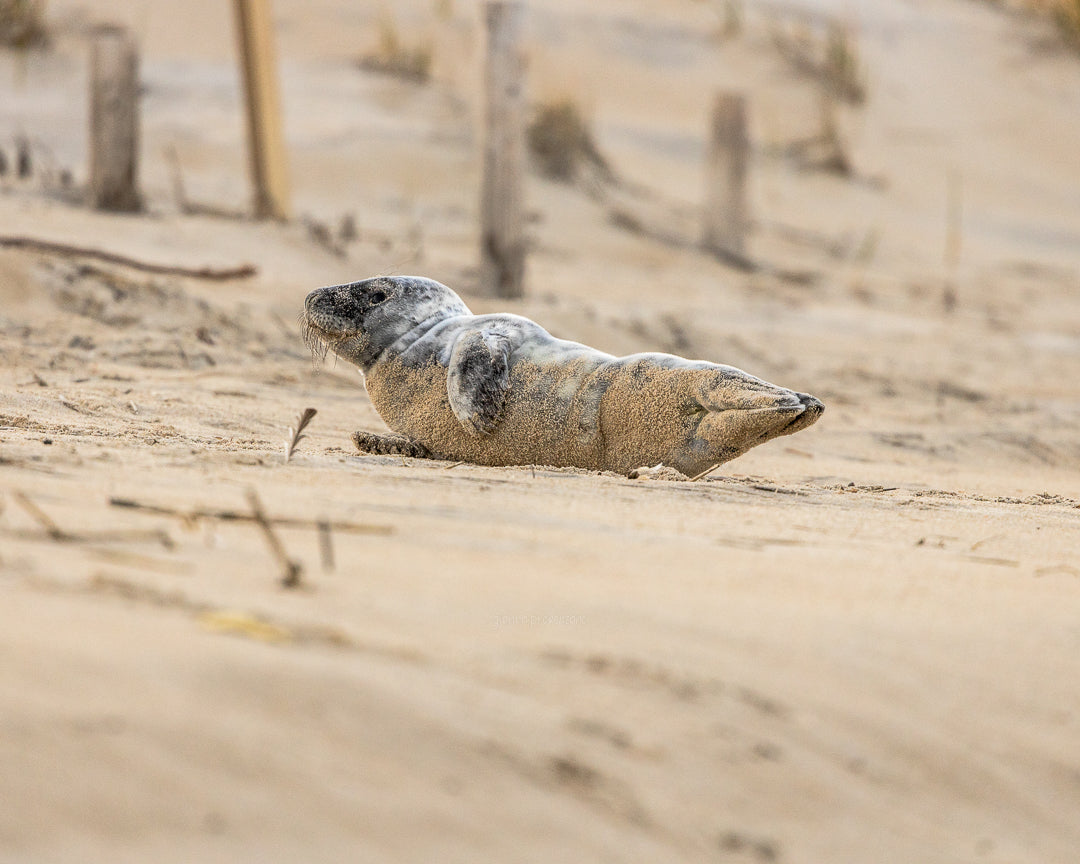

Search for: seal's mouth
xmin=299 ymin=313 xmax=355 ymax=370
xmin=301 ymin=285 xmax=372 ymax=369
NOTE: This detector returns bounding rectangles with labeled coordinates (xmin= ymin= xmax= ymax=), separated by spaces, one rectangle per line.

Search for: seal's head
xmin=302 ymin=276 xmax=470 ymax=370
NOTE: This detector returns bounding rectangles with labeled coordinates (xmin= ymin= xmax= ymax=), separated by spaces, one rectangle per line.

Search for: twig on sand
xmin=12 ymin=490 xmax=67 ymax=540
xmin=108 ymin=496 xmax=394 ymax=536
xmin=245 ymin=488 xmax=303 ymax=589
xmin=689 ymin=463 xmax=723 ymax=482
xmin=0 ymin=235 xmax=257 ymax=280
xmin=10 ymin=490 xmax=174 ymax=546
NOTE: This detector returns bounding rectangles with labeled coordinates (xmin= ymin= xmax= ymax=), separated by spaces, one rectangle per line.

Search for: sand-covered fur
xmin=303 ymin=276 xmax=823 ymax=475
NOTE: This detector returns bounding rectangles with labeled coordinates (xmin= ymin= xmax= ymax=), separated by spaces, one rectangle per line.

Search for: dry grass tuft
xmin=285 ymin=407 xmax=317 ymax=462
xmin=1032 ymin=0 xmax=1080 ymax=45
xmin=824 ymin=21 xmax=865 ymax=102
xmin=771 ymin=15 xmax=865 ymax=176
xmin=357 ymin=14 xmax=433 ymax=84
xmin=772 ymin=17 xmax=866 ymax=104
xmin=982 ymin=0 xmax=1080 ymax=47
xmin=526 ymin=98 xmax=612 ymax=183
xmin=0 ymin=0 xmax=47 ymax=48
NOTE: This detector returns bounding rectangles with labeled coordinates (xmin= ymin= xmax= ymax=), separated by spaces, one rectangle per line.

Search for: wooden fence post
xmin=89 ymin=26 xmax=141 ymax=212
xmin=233 ymin=0 xmax=290 ymax=220
xmin=480 ymin=1 xmax=525 ymax=298
xmin=702 ymin=91 xmax=750 ymax=266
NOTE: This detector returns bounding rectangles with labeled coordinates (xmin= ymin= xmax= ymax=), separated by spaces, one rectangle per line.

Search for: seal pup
xmin=302 ymin=275 xmax=823 ymax=476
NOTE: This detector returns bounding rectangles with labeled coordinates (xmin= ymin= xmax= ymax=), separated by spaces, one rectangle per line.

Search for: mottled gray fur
xmin=303 ymin=276 xmax=824 ymax=475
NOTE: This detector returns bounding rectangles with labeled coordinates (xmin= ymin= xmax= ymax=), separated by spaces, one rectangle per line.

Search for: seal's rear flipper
xmin=693 ymin=370 xmax=824 ymax=431
xmin=352 ymin=430 xmax=437 ymax=459
xmin=446 ymin=328 xmax=512 ymax=437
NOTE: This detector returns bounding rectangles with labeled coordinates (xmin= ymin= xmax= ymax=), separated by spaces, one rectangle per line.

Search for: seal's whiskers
xmin=299 ymin=316 xmax=339 ymax=371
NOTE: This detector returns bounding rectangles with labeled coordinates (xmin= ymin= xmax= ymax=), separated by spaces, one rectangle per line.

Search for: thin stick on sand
xmin=9 ymin=491 xmax=174 ymax=546
xmin=245 ymin=488 xmax=303 ymax=589
xmin=12 ymin=491 xmax=67 ymax=540
xmin=0 ymin=235 xmax=257 ymax=280
xmin=108 ymin=497 xmax=394 ymax=535
xmin=689 ymin=463 xmax=724 ymax=482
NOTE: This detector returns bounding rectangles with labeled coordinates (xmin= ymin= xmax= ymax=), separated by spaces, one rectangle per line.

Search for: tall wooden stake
xmin=702 ymin=91 xmax=750 ymax=266
xmin=233 ymin=0 xmax=290 ymax=220
xmin=480 ymin=1 xmax=525 ymax=298
xmin=88 ymin=27 xmax=141 ymax=212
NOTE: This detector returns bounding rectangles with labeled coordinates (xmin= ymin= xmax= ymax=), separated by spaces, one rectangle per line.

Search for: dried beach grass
xmin=357 ymin=13 xmax=433 ymax=84
xmin=526 ymin=98 xmax=613 ymax=183
xmin=285 ymin=407 xmax=317 ymax=462
xmin=772 ymin=17 xmax=867 ymax=105
xmin=770 ymin=16 xmax=864 ymax=176
xmin=1054 ymin=0 xmax=1080 ymax=42
xmin=980 ymin=0 xmax=1080 ymax=47
xmin=1030 ymin=0 xmax=1080 ymax=45
xmin=0 ymin=0 xmax=47 ymax=49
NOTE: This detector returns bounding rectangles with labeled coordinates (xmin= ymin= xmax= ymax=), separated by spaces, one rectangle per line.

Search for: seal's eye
xmin=369 ymin=290 xmax=387 ymax=304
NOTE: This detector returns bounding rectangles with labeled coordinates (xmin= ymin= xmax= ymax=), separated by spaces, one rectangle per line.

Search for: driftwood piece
xmin=0 ymin=235 xmax=257 ymax=280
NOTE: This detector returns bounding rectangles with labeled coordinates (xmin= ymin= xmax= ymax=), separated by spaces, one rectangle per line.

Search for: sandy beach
xmin=2 ymin=1 xmax=1079 ymax=861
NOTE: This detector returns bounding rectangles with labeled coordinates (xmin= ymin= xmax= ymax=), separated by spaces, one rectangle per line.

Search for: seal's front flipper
xmin=446 ymin=328 xmax=512 ymax=437
xmin=352 ymin=430 xmax=437 ymax=459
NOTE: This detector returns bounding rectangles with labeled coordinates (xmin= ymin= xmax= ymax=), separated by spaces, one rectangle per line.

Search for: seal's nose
xmin=797 ymin=393 xmax=825 ymax=417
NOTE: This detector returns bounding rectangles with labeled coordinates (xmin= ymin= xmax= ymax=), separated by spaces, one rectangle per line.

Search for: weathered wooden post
xmin=480 ymin=1 xmax=526 ymax=298
xmin=702 ymin=91 xmax=750 ymax=266
xmin=233 ymin=0 xmax=290 ymax=219
xmin=88 ymin=26 xmax=141 ymax=212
